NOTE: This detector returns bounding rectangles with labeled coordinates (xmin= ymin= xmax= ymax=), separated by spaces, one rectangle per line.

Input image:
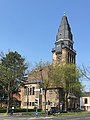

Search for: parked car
xmin=48 ymin=108 xmax=60 ymax=115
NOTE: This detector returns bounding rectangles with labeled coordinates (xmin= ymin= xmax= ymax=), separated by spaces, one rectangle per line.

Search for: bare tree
xmin=29 ymin=61 xmax=51 ymax=113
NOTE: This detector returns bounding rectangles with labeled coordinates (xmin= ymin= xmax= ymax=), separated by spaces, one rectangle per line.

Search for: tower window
xmin=60 ymin=33 xmax=62 ymax=35
xmin=67 ymin=52 xmax=69 ymax=63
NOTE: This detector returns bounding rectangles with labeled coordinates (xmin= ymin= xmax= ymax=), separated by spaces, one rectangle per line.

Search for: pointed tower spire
xmin=56 ymin=14 xmax=73 ymax=41
xmin=54 ymin=14 xmax=74 ymax=54
xmin=52 ymin=15 xmax=76 ymax=65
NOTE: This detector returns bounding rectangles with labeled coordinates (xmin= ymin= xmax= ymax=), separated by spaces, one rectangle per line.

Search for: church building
xmin=20 ymin=14 xmax=77 ymax=111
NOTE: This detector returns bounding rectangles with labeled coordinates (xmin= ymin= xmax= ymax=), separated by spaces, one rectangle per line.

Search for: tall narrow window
xmin=84 ymin=98 xmax=88 ymax=104
xmin=32 ymin=87 xmax=35 ymax=95
xmin=68 ymin=52 xmax=69 ymax=63
xmin=70 ymin=53 xmax=71 ymax=63
xmin=29 ymin=88 xmax=31 ymax=95
xmin=28 ymin=88 xmax=29 ymax=95
xmin=74 ymin=55 xmax=75 ymax=64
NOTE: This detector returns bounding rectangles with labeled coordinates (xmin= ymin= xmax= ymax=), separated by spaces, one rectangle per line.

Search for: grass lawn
xmin=21 ymin=111 xmax=90 ymax=117
xmin=55 ymin=111 xmax=90 ymax=117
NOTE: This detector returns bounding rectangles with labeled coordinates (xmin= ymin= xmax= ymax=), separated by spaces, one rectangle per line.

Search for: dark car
xmin=48 ymin=108 xmax=60 ymax=115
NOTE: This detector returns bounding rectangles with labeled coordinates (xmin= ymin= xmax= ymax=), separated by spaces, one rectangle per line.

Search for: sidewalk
xmin=25 ymin=116 xmax=53 ymax=119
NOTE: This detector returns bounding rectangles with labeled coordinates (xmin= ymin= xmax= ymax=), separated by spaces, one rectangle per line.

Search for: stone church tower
xmin=52 ymin=14 xmax=76 ymax=65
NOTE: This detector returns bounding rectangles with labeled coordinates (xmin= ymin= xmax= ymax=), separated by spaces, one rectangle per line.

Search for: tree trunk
xmin=7 ymin=83 xmax=10 ymax=114
xmin=58 ymin=89 xmax=60 ymax=110
xmin=64 ymin=92 xmax=68 ymax=111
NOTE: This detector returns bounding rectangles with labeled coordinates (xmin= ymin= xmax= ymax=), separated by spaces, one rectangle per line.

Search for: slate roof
xmin=56 ymin=14 xmax=73 ymax=41
xmin=52 ymin=14 xmax=75 ymax=53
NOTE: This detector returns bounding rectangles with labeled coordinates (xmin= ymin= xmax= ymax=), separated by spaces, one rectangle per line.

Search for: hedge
xmin=0 ymin=108 xmax=42 ymax=113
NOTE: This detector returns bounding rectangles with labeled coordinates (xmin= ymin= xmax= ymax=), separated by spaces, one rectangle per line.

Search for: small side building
xmin=80 ymin=93 xmax=90 ymax=111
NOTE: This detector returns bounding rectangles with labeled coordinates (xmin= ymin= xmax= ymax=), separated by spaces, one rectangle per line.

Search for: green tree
xmin=62 ymin=64 xmax=82 ymax=94
xmin=49 ymin=64 xmax=64 ymax=110
xmin=0 ymin=51 xmax=28 ymax=113
xmin=49 ymin=64 xmax=83 ymax=111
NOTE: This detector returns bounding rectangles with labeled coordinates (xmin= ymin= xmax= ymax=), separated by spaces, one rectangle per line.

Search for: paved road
xmin=0 ymin=115 xmax=90 ymax=120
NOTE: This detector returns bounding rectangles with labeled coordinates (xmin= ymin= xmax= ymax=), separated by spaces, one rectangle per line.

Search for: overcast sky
xmin=0 ymin=0 xmax=90 ymax=91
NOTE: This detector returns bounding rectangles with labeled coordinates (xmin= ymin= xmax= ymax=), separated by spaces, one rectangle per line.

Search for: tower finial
xmin=64 ymin=12 xmax=66 ymax=16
